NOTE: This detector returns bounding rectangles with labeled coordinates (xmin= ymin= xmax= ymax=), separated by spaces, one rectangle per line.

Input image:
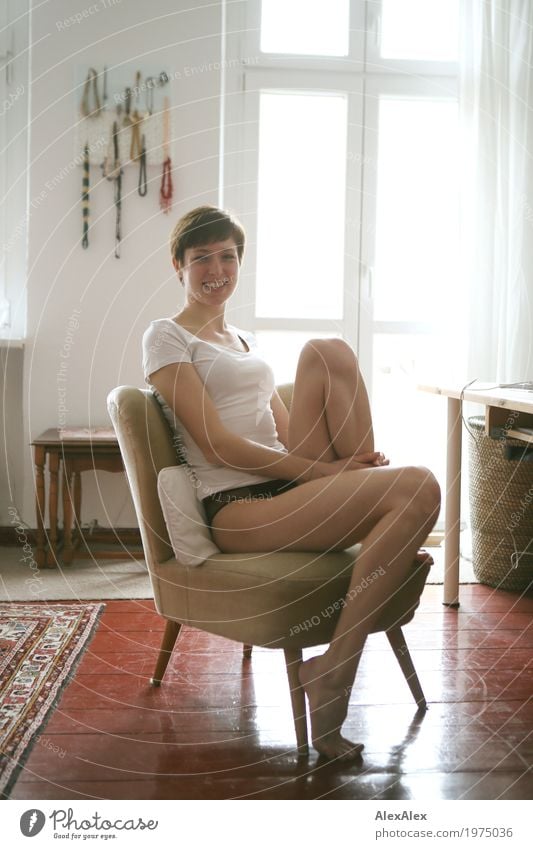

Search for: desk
xmin=419 ymin=383 xmax=533 ymax=606
xmin=31 ymin=427 xmax=142 ymax=567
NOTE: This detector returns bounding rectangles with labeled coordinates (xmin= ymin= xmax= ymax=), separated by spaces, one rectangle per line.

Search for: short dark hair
xmin=170 ymin=205 xmax=246 ymax=266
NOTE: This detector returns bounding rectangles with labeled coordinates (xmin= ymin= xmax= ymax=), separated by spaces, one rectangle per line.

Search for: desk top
xmin=419 ymin=382 xmax=533 ymax=415
xmin=32 ymin=427 xmax=118 ymax=446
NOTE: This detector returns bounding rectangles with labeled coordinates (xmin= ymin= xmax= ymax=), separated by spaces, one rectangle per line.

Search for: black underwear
xmin=202 ymin=478 xmax=298 ymax=527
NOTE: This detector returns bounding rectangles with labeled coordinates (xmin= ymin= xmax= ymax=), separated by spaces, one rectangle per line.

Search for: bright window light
xmin=381 ymin=0 xmax=459 ymax=61
xmin=372 ymin=333 xmax=448 ymax=486
xmin=256 ymin=91 xmax=347 ymax=320
xmin=260 ymin=0 xmax=349 ymax=57
xmin=256 ymin=330 xmax=341 ymax=384
xmin=373 ymin=97 xmax=460 ymax=325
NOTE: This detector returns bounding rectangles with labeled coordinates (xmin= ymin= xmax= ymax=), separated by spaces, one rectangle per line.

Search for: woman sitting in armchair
xmin=142 ymin=205 xmax=440 ymax=761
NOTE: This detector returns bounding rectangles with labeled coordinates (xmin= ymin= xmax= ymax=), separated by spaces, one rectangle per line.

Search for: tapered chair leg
xmin=283 ymin=648 xmax=309 ymax=756
xmin=150 ymin=619 xmax=182 ymax=686
xmin=386 ymin=626 xmax=427 ymax=710
xmin=243 ymin=644 xmax=253 ymax=660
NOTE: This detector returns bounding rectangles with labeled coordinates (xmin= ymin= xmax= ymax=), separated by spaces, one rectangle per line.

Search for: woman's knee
xmin=399 ymin=465 xmax=441 ymax=520
xmin=300 ymin=337 xmax=359 ymax=378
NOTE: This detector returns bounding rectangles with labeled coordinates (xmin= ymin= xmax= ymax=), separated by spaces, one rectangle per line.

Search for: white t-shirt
xmin=142 ymin=318 xmax=288 ymax=500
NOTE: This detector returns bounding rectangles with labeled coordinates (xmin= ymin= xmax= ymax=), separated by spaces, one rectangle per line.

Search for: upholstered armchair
xmin=107 ymin=383 xmax=430 ymax=756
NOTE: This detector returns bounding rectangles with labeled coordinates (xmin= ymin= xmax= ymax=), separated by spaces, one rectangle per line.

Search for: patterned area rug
xmin=0 ymin=602 xmax=104 ymax=797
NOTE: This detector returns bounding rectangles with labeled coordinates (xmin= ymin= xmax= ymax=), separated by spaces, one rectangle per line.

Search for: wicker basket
xmin=468 ymin=416 xmax=533 ymax=591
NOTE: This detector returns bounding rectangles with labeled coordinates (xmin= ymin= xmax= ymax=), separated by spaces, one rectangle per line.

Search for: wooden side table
xmin=31 ymin=427 xmax=142 ymax=567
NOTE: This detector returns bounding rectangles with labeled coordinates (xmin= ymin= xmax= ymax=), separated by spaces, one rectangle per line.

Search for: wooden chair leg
xmin=150 ymin=619 xmax=182 ymax=686
xmin=386 ymin=626 xmax=427 ymax=710
xmin=243 ymin=644 xmax=253 ymax=660
xmin=283 ymin=648 xmax=309 ymax=756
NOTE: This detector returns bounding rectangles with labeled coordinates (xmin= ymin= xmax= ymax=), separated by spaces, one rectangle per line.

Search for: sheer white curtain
xmin=461 ymin=0 xmax=533 ymax=382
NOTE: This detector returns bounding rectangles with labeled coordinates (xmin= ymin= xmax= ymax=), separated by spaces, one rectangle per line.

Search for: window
xmin=373 ymin=97 xmax=460 ymax=325
xmin=256 ymin=330 xmax=341 ymax=384
xmin=223 ymin=0 xmax=461 ymax=510
xmin=256 ymin=90 xmax=347 ymax=320
xmin=260 ymin=0 xmax=350 ymax=56
xmin=380 ymin=0 xmax=459 ymax=61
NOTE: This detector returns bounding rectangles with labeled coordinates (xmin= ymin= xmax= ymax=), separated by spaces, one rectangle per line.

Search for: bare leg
xmin=289 ymin=338 xmax=374 ymax=462
xmin=289 ymin=340 xmax=436 ymax=758
xmin=211 ymin=339 xmax=440 ymax=760
xmin=298 ymin=487 xmax=438 ymax=759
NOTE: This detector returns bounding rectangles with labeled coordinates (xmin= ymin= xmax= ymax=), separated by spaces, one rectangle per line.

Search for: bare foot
xmin=298 ymin=655 xmax=364 ymax=761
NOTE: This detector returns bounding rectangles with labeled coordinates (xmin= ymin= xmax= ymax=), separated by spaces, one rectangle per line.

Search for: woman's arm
xmin=150 ymin=362 xmax=387 ymax=482
xmin=149 ymin=361 xmax=323 ymax=483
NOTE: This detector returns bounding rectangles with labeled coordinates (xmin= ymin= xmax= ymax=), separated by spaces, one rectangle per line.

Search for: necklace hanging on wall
xmin=129 ymin=71 xmax=144 ymax=161
xmin=112 ymin=121 xmax=123 ymax=258
xmin=78 ymin=65 xmax=172 ymax=254
xmin=103 ymin=120 xmax=123 ymax=258
xmin=80 ymin=67 xmax=101 ymax=117
xmin=159 ymin=96 xmax=173 ymax=214
xmin=123 ymin=86 xmax=132 ymax=128
xmin=81 ymin=143 xmax=90 ymax=248
xmin=138 ymin=134 xmax=147 ymax=196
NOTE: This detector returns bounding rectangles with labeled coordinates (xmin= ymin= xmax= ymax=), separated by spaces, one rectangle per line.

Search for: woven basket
xmin=468 ymin=416 xmax=533 ymax=591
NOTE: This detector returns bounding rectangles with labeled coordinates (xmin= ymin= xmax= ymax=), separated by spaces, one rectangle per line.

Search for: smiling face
xmin=174 ymin=238 xmax=240 ymax=307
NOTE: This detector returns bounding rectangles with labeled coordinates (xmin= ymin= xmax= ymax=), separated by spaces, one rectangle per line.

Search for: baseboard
xmin=0 ymin=526 xmax=141 ymax=547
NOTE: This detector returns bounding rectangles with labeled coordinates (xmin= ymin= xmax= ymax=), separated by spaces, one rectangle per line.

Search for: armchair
xmin=107 ymin=383 xmax=430 ymax=756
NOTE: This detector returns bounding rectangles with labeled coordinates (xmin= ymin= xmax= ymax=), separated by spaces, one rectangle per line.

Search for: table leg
xmin=34 ymin=445 xmax=47 ymax=568
xmin=62 ymin=462 xmax=74 ymax=564
xmin=444 ymin=396 xmax=462 ymax=607
xmin=73 ymin=471 xmax=82 ymax=540
xmin=46 ymin=452 xmax=59 ymax=567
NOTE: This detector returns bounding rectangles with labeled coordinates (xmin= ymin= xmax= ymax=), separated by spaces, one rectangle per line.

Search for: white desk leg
xmin=444 ymin=397 xmax=462 ymax=607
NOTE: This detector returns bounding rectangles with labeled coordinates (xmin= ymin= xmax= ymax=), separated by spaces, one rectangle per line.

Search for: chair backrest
xmin=276 ymin=382 xmax=293 ymax=412
xmin=107 ymin=386 xmax=178 ymax=565
xmin=107 ymin=382 xmax=295 ymax=567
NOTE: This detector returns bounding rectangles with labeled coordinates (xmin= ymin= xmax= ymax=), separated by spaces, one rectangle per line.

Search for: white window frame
xmin=365 ymin=0 xmax=459 ymax=76
xmin=358 ymin=73 xmax=459 ymax=378
xmin=222 ymin=0 xmax=459 ymax=371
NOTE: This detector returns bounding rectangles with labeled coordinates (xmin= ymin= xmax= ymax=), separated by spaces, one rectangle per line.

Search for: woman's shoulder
xmin=143 ymin=317 xmax=189 ymax=341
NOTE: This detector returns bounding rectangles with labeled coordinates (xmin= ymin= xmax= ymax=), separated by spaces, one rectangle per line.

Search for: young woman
xmin=143 ymin=205 xmax=440 ymax=761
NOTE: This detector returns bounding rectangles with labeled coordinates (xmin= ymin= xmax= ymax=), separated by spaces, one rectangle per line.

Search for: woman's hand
xmin=314 ymin=451 xmax=390 ymax=478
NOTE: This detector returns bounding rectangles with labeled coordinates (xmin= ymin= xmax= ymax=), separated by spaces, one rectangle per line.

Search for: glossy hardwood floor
xmin=10 ymin=584 xmax=533 ymax=800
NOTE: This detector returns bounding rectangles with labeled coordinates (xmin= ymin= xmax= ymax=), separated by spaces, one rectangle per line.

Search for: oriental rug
xmin=0 ymin=602 xmax=104 ymax=797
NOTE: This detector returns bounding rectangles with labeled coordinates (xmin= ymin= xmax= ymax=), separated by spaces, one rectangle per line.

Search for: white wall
xmin=1 ymin=345 xmax=24 ymax=523
xmin=1 ymin=0 xmax=30 ymax=525
xmin=1 ymin=0 xmax=30 ymax=340
xmin=20 ymin=0 xmax=225 ymax=527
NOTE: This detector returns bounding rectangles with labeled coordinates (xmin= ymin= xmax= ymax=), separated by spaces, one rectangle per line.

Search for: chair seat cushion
xmin=157 ymin=466 xmax=220 ymax=567
xmin=151 ymin=546 xmax=429 ymax=649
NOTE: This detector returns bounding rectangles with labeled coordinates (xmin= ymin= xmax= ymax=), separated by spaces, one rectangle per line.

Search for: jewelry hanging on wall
xmin=145 ymin=77 xmax=155 ymax=115
xmin=159 ymin=96 xmax=173 ymax=214
xmin=102 ymin=65 xmax=108 ymax=110
xmin=81 ymin=143 xmax=90 ymax=248
xmin=129 ymin=71 xmax=144 ymax=161
xmin=78 ymin=66 xmax=172 ymax=253
xmin=123 ymin=86 xmax=132 ymax=128
xmin=138 ymin=134 xmax=147 ymax=196
xmin=114 ymin=166 xmax=122 ymax=259
xmin=80 ymin=68 xmax=102 ymax=117
xmin=103 ymin=120 xmax=123 ymax=258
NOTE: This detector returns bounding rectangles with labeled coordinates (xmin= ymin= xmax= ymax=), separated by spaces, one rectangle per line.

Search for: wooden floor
xmin=10 ymin=584 xmax=533 ymax=800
